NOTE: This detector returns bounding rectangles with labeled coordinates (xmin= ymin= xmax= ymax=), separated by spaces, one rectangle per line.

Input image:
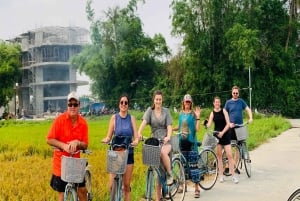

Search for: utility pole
xmin=249 ymin=67 xmax=252 ymax=109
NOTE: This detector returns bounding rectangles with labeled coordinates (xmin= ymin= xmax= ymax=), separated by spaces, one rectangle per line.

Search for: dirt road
xmin=183 ymin=119 xmax=300 ymax=201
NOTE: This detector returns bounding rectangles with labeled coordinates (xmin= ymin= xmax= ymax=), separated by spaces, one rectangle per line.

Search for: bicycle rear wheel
xmin=85 ymin=169 xmax=92 ymax=200
xmin=241 ymin=142 xmax=251 ymax=178
xmin=198 ymin=149 xmax=218 ymax=190
xmin=288 ymin=188 xmax=300 ymax=201
xmin=145 ymin=168 xmax=156 ymax=201
xmin=166 ymin=158 xmax=186 ymax=201
xmin=222 ymin=143 xmax=240 ymax=176
xmin=64 ymin=186 xmax=77 ymax=201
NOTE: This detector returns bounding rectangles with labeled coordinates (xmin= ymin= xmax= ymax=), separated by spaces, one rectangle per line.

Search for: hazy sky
xmin=0 ymin=0 xmax=181 ymax=95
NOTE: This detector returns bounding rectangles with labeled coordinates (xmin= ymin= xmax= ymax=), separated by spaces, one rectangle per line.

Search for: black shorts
xmin=50 ymin=174 xmax=85 ymax=192
xmin=127 ymin=152 xmax=134 ymax=164
xmin=217 ymin=131 xmax=231 ymax=145
xmin=228 ymin=128 xmax=237 ymax=141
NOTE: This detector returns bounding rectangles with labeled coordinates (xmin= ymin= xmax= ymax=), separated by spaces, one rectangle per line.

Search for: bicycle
xmin=288 ymin=188 xmax=300 ymax=201
xmin=60 ymin=149 xmax=93 ymax=201
xmin=171 ymin=130 xmax=218 ymax=192
xmin=222 ymin=122 xmax=251 ymax=178
xmin=105 ymin=136 xmax=132 ymax=201
xmin=142 ymin=137 xmax=186 ymax=201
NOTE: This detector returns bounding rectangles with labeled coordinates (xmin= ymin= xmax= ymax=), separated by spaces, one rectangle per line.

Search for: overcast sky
xmin=0 ymin=0 xmax=181 ymax=95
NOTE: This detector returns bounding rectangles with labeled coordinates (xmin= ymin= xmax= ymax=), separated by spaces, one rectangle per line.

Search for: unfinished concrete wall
xmin=15 ymin=26 xmax=89 ymax=116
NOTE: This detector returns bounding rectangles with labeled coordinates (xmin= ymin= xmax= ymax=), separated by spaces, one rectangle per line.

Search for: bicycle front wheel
xmin=145 ymin=168 xmax=156 ymax=201
xmin=166 ymin=158 xmax=186 ymax=201
xmin=110 ymin=175 xmax=122 ymax=201
xmin=198 ymin=149 xmax=218 ymax=190
xmin=85 ymin=169 xmax=92 ymax=200
xmin=64 ymin=186 xmax=77 ymax=201
xmin=288 ymin=188 xmax=300 ymax=201
xmin=241 ymin=142 xmax=251 ymax=178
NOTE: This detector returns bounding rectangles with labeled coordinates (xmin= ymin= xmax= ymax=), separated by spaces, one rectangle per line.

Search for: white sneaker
xmin=219 ymin=175 xmax=224 ymax=183
xmin=167 ymin=175 xmax=173 ymax=185
xmin=232 ymin=175 xmax=239 ymax=184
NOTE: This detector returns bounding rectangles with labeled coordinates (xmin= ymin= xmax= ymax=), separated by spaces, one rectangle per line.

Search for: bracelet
xmin=196 ymin=118 xmax=200 ymax=120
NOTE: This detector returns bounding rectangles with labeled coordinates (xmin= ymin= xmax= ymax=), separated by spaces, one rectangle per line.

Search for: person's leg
xmin=123 ymin=164 xmax=133 ymax=201
xmin=58 ymin=192 xmax=64 ymax=201
xmin=155 ymin=182 xmax=162 ymax=201
xmin=161 ymin=144 xmax=172 ymax=174
xmin=77 ymin=187 xmax=87 ymax=201
xmin=224 ymin=144 xmax=238 ymax=183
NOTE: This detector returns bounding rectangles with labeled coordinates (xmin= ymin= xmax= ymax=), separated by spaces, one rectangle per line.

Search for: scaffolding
xmin=13 ymin=26 xmax=89 ymax=116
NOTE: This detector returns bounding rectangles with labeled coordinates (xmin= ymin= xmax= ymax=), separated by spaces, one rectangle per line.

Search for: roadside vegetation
xmin=0 ymin=112 xmax=291 ymax=200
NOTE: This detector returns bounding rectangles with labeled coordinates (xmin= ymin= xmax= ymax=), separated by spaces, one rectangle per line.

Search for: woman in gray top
xmin=138 ymin=90 xmax=173 ymax=200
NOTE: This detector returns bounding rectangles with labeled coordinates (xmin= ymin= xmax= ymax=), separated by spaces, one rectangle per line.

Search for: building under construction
xmin=12 ymin=26 xmax=89 ymax=116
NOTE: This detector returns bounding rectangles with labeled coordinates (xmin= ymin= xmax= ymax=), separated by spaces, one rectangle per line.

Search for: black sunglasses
xmin=233 ymin=92 xmax=239 ymax=95
xmin=120 ymin=101 xmax=128 ymax=105
xmin=68 ymin=103 xmax=79 ymax=107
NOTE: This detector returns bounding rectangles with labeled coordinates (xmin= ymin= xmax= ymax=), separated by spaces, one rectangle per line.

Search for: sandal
xmin=177 ymin=185 xmax=183 ymax=193
xmin=194 ymin=190 xmax=200 ymax=198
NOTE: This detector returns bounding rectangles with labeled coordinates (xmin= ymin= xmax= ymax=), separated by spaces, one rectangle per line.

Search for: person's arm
xmin=245 ymin=106 xmax=253 ymax=123
xmin=218 ymin=109 xmax=230 ymax=138
xmin=138 ymin=119 xmax=147 ymax=139
xmin=131 ymin=115 xmax=139 ymax=146
xmin=194 ymin=106 xmax=201 ymax=132
xmin=102 ymin=114 xmax=115 ymax=143
xmin=206 ymin=111 xmax=214 ymax=128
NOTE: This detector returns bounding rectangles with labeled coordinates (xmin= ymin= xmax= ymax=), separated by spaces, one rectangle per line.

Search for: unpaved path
xmin=183 ymin=119 xmax=300 ymax=201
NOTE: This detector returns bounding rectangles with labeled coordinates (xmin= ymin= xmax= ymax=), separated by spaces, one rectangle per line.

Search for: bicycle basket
xmin=61 ymin=156 xmax=87 ymax=183
xmin=202 ymin=133 xmax=218 ymax=149
xmin=142 ymin=143 xmax=161 ymax=167
xmin=235 ymin=126 xmax=249 ymax=141
xmin=170 ymin=135 xmax=180 ymax=152
xmin=106 ymin=149 xmax=128 ymax=174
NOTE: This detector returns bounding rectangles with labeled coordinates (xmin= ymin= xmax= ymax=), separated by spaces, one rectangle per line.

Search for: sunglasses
xmin=68 ymin=103 xmax=79 ymax=107
xmin=120 ymin=101 xmax=128 ymax=105
xmin=185 ymin=101 xmax=191 ymax=103
xmin=233 ymin=92 xmax=239 ymax=95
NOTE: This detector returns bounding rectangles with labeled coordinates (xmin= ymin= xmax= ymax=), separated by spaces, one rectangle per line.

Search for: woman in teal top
xmin=173 ymin=94 xmax=201 ymax=198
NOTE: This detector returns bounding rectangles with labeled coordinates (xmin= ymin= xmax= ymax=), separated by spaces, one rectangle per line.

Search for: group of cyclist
xmin=46 ymin=85 xmax=252 ymax=201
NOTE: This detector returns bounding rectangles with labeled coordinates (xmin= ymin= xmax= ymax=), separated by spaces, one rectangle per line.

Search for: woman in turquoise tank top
xmin=173 ymin=94 xmax=201 ymax=198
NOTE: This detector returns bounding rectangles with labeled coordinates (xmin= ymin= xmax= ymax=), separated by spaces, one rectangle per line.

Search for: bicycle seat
xmin=197 ymin=141 xmax=202 ymax=147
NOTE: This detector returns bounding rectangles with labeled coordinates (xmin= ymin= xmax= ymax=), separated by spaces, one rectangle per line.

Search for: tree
xmin=71 ymin=0 xmax=170 ymax=108
xmin=0 ymin=41 xmax=21 ymax=109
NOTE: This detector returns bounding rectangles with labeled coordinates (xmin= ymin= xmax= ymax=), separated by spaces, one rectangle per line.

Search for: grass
xmin=0 ymin=111 xmax=291 ymax=200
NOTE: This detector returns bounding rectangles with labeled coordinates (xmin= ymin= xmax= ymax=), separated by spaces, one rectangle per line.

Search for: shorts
xmin=127 ymin=152 xmax=134 ymax=164
xmin=228 ymin=128 xmax=237 ymax=141
xmin=217 ymin=131 xmax=231 ymax=145
xmin=50 ymin=174 xmax=85 ymax=192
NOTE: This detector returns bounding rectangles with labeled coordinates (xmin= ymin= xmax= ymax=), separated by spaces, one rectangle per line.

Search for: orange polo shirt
xmin=47 ymin=112 xmax=88 ymax=177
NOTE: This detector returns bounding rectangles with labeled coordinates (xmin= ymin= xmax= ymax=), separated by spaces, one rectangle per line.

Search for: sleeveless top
xmin=213 ymin=109 xmax=226 ymax=132
xmin=114 ymin=113 xmax=134 ymax=153
xmin=114 ymin=113 xmax=133 ymax=136
xmin=178 ymin=111 xmax=198 ymax=151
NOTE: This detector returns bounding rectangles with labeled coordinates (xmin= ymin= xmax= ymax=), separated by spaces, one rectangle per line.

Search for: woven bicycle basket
xmin=106 ymin=149 xmax=128 ymax=174
xmin=171 ymin=135 xmax=180 ymax=152
xmin=142 ymin=144 xmax=161 ymax=166
xmin=202 ymin=133 xmax=218 ymax=149
xmin=235 ymin=126 xmax=249 ymax=141
xmin=61 ymin=156 xmax=87 ymax=183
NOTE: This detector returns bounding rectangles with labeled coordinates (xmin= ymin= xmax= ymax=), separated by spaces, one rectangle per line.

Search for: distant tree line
xmin=70 ymin=0 xmax=300 ymax=117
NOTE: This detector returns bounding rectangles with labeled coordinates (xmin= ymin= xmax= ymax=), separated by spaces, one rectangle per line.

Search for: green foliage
xmin=0 ymin=41 xmax=21 ymax=108
xmin=71 ymin=0 xmax=170 ymax=108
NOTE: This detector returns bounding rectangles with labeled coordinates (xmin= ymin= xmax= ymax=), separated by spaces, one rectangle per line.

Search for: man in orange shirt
xmin=47 ymin=91 xmax=89 ymax=201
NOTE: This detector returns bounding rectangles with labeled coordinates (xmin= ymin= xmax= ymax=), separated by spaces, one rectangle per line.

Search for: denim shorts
xmin=50 ymin=174 xmax=85 ymax=192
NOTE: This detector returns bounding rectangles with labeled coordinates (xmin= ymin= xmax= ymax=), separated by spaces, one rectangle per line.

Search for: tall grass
xmin=0 ymin=112 xmax=291 ymax=200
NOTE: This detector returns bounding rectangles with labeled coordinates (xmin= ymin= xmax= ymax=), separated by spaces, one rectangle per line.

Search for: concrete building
xmin=12 ymin=26 xmax=89 ymax=116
